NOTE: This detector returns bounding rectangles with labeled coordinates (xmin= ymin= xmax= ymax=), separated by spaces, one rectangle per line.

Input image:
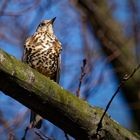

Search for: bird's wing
xmin=22 ymin=36 xmax=32 ymax=62
xmin=53 ymin=37 xmax=62 ymax=83
xmin=55 ymin=54 xmax=61 ymax=83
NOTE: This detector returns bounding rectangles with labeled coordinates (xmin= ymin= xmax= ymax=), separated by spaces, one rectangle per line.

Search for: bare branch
xmin=34 ymin=130 xmax=55 ymax=140
xmin=0 ymin=49 xmax=140 ymax=139
xmin=76 ymin=59 xmax=87 ymax=97
xmin=71 ymin=0 xmax=140 ymax=129
xmin=21 ymin=127 xmax=29 ymax=140
xmin=0 ymin=0 xmax=41 ymax=16
xmin=97 ymin=64 xmax=140 ymax=132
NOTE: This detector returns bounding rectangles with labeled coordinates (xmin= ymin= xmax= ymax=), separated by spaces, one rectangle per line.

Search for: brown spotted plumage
xmin=23 ymin=17 xmax=62 ymax=128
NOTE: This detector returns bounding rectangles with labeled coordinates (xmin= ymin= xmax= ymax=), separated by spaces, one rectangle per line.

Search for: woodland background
xmin=0 ymin=0 xmax=140 ymax=139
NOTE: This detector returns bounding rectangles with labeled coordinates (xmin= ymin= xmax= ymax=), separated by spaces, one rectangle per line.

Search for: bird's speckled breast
xmin=23 ymin=32 xmax=61 ymax=78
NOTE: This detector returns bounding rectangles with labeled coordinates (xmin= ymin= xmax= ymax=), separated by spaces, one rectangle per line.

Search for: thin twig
xmin=76 ymin=59 xmax=87 ymax=97
xmin=64 ymin=132 xmax=70 ymax=140
xmin=21 ymin=126 xmax=29 ymax=140
xmin=34 ymin=129 xmax=55 ymax=140
xmin=64 ymin=60 xmax=87 ymax=140
xmin=0 ymin=0 xmax=40 ymax=16
xmin=34 ymin=131 xmax=45 ymax=140
xmin=8 ymin=132 xmax=16 ymax=140
xmin=96 ymin=64 xmax=140 ymax=132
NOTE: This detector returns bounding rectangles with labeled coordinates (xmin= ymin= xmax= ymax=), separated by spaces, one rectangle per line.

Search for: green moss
xmin=0 ymin=49 xmax=140 ymax=140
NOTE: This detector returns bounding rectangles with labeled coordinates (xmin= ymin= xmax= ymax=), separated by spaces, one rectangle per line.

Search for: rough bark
xmin=0 ymin=49 xmax=140 ymax=140
xmin=75 ymin=0 xmax=140 ymax=129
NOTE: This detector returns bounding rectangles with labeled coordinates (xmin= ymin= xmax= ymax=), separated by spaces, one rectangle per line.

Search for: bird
xmin=22 ymin=17 xmax=62 ymax=129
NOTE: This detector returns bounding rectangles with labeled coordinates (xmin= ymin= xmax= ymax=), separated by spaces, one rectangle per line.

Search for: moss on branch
xmin=0 ymin=49 xmax=139 ymax=140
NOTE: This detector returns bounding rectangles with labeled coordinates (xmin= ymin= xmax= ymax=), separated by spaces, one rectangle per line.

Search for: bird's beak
xmin=50 ymin=17 xmax=56 ymax=24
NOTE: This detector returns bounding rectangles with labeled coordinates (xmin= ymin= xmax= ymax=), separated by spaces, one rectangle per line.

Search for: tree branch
xmin=73 ymin=0 xmax=140 ymax=128
xmin=0 ymin=49 xmax=139 ymax=140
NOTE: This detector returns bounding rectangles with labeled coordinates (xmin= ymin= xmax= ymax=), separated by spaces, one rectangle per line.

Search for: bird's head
xmin=36 ymin=17 xmax=56 ymax=34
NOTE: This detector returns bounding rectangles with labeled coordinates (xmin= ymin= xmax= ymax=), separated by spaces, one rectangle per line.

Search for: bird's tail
xmin=30 ymin=111 xmax=43 ymax=129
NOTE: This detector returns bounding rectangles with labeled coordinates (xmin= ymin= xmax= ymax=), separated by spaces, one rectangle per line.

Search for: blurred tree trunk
xmin=73 ymin=0 xmax=140 ymax=130
xmin=0 ymin=49 xmax=140 ymax=140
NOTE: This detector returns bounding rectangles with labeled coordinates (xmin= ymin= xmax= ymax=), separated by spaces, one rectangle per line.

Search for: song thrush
xmin=22 ymin=17 xmax=62 ymax=128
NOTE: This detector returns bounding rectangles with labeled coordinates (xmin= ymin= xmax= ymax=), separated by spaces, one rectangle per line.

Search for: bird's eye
xmin=39 ymin=22 xmax=45 ymax=27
